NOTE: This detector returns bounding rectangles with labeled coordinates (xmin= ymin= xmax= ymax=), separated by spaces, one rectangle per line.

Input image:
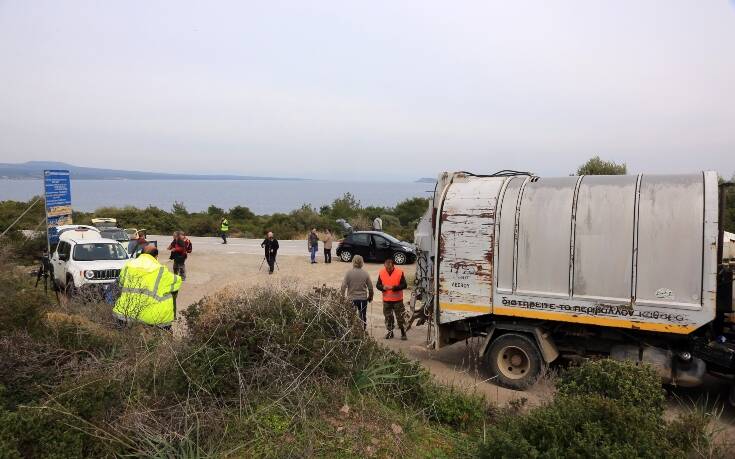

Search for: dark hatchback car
xmin=336 ymin=231 xmax=416 ymax=265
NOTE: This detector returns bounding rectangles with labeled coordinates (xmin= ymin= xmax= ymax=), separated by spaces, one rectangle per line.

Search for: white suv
xmin=51 ymin=229 xmax=129 ymax=295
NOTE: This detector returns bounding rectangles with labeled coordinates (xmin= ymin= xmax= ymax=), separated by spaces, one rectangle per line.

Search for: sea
xmin=0 ymin=179 xmax=435 ymax=214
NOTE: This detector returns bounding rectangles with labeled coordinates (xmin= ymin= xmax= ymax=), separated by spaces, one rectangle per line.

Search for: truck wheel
xmin=393 ymin=252 xmax=407 ymax=265
xmin=340 ymin=250 xmax=353 ymax=262
xmin=486 ymin=333 xmax=543 ymax=390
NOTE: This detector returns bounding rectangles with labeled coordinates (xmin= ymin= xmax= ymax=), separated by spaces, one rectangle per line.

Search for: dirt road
xmin=155 ymin=234 xmax=540 ymax=406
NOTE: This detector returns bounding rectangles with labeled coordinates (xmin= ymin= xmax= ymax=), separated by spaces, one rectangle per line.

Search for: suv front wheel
xmin=340 ymin=250 xmax=353 ymax=262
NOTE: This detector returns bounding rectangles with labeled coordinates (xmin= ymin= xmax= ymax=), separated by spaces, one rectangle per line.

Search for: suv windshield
xmin=73 ymin=243 xmax=128 ymax=261
xmin=101 ymin=229 xmax=129 ymax=241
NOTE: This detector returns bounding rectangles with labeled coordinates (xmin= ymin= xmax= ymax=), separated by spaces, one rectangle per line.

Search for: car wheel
xmin=485 ymin=333 xmax=543 ymax=390
xmin=393 ymin=252 xmax=407 ymax=265
xmin=340 ymin=250 xmax=353 ymax=262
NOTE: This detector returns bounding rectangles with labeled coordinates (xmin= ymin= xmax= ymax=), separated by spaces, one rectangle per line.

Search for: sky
xmin=0 ymin=1 xmax=733 ymax=181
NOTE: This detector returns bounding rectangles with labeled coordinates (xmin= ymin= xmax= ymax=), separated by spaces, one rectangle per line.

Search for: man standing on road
xmin=128 ymin=230 xmax=148 ymax=257
xmin=168 ymin=231 xmax=192 ymax=280
xmin=322 ymin=229 xmax=333 ymax=263
xmin=114 ymin=245 xmax=182 ymax=329
xmin=261 ymin=231 xmax=279 ymax=274
xmin=308 ymin=228 xmax=319 ymax=264
xmin=376 ymin=258 xmax=408 ymax=340
xmin=340 ymin=255 xmax=373 ymax=329
xmin=220 ymin=217 xmax=229 ymax=244
xmin=372 ymin=216 xmax=383 ymax=232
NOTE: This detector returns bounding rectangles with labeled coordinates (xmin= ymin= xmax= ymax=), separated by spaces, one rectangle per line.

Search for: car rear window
xmin=73 ymin=243 xmax=128 ymax=261
xmin=101 ymin=229 xmax=129 ymax=241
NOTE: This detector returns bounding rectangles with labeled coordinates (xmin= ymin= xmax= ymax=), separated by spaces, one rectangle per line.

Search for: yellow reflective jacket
xmin=113 ymin=254 xmax=182 ymax=326
xmin=220 ymin=219 xmax=229 ymax=232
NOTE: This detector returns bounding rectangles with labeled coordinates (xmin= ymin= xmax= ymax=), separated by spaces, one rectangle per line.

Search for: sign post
xmin=44 ymin=169 xmax=73 ymax=253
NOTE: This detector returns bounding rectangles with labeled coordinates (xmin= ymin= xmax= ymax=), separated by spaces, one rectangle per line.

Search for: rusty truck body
xmin=412 ymin=171 xmax=735 ymax=394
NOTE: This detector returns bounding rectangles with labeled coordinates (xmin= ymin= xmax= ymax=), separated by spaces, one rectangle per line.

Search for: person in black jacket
xmin=167 ymin=231 xmax=192 ymax=280
xmin=261 ymin=231 xmax=279 ymax=274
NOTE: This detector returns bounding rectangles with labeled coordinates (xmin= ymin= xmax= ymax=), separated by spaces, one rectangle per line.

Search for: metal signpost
xmin=44 ymin=169 xmax=73 ymax=253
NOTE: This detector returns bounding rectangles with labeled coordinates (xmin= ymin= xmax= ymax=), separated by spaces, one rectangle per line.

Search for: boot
xmin=400 ymin=328 xmax=407 ymax=341
xmin=384 ymin=330 xmax=394 ymax=339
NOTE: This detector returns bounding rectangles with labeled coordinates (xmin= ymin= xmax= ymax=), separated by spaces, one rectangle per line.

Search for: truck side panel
xmin=492 ymin=172 xmax=716 ymax=334
xmin=432 ymin=172 xmax=718 ymax=340
xmin=436 ymin=177 xmax=505 ymax=323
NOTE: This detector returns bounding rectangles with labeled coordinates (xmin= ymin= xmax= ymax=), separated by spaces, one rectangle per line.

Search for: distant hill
xmin=415 ymin=177 xmax=437 ymax=184
xmin=0 ymin=161 xmax=304 ymax=181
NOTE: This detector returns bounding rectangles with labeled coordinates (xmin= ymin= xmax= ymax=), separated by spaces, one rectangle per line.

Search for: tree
xmin=229 ymin=205 xmax=255 ymax=220
xmin=393 ymin=197 xmax=430 ymax=226
xmin=171 ymin=201 xmax=188 ymax=216
xmin=207 ymin=205 xmax=224 ymax=216
xmin=328 ymin=193 xmax=361 ymax=219
xmin=576 ymin=156 xmax=627 ymax=176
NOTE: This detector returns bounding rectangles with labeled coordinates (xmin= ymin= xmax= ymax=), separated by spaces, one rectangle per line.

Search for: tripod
xmin=259 ymin=254 xmax=279 ymax=272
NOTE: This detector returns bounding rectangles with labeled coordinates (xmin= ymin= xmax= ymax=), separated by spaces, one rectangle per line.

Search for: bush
xmin=45 ymin=312 xmax=121 ymax=353
xmin=478 ymin=359 xmax=714 ymax=458
xmin=0 ymin=335 xmax=67 ymax=409
xmin=479 ymin=394 xmax=687 ymax=459
xmin=0 ymin=268 xmax=48 ymax=335
xmin=557 ymin=359 xmax=664 ymax=414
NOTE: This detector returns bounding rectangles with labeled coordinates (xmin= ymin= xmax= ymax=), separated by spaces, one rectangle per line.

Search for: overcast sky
xmin=0 ymin=1 xmax=733 ymax=181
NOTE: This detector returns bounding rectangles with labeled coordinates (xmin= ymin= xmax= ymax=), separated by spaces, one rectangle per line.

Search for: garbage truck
xmin=411 ymin=171 xmax=735 ymax=399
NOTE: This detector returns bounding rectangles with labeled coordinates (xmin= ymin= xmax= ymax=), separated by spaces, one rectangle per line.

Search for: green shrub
xmin=478 ymin=359 xmax=717 ymax=458
xmin=183 ymin=287 xmax=369 ymax=382
xmin=0 ymin=407 xmax=92 ymax=458
xmin=427 ymin=386 xmax=486 ymax=429
xmin=45 ymin=312 xmax=121 ymax=353
xmin=478 ymin=394 xmax=687 ymax=459
xmin=557 ymin=359 xmax=665 ymax=414
xmin=0 ymin=269 xmax=48 ymax=335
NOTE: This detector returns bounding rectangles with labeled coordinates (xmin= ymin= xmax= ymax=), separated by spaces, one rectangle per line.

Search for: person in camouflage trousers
xmin=376 ymin=258 xmax=408 ymax=340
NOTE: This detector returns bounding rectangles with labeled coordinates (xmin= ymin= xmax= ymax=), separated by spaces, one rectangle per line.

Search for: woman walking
xmin=340 ymin=255 xmax=374 ymax=329
xmin=323 ymin=229 xmax=333 ymax=263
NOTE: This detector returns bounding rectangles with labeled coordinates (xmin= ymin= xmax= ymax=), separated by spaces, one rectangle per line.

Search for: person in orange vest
xmin=376 ymin=258 xmax=408 ymax=340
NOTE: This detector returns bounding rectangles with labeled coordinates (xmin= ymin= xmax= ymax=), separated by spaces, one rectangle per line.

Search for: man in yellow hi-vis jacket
xmin=114 ymin=245 xmax=182 ymax=328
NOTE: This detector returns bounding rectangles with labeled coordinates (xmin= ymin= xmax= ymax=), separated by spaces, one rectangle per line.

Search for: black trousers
xmin=324 ymin=248 xmax=332 ymax=263
xmin=266 ymin=252 xmax=277 ymax=272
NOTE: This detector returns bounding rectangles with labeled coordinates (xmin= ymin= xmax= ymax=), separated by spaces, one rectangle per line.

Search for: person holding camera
xmin=261 ymin=231 xmax=279 ymax=274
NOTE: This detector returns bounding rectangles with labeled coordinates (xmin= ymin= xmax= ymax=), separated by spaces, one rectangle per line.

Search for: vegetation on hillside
xmin=0 ymin=239 xmax=726 ymax=457
xmin=0 ymin=193 xmax=429 ymax=243
xmin=0 ymin=263 xmax=486 ymax=457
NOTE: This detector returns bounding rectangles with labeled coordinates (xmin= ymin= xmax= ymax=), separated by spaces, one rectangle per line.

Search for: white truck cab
xmin=51 ymin=227 xmax=129 ymax=294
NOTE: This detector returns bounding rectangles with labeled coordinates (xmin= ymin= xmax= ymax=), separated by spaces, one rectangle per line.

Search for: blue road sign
xmin=44 ymin=169 xmax=72 ymax=248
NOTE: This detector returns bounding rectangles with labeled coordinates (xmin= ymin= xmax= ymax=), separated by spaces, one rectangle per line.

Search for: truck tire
xmin=340 ymin=250 xmax=353 ymax=262
xmin=486 ymin=333 xmax=543 ymax=390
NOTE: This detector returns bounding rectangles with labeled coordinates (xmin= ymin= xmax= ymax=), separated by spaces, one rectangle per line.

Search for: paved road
xmin=151 ymin=235 xmax=324 ymax=258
